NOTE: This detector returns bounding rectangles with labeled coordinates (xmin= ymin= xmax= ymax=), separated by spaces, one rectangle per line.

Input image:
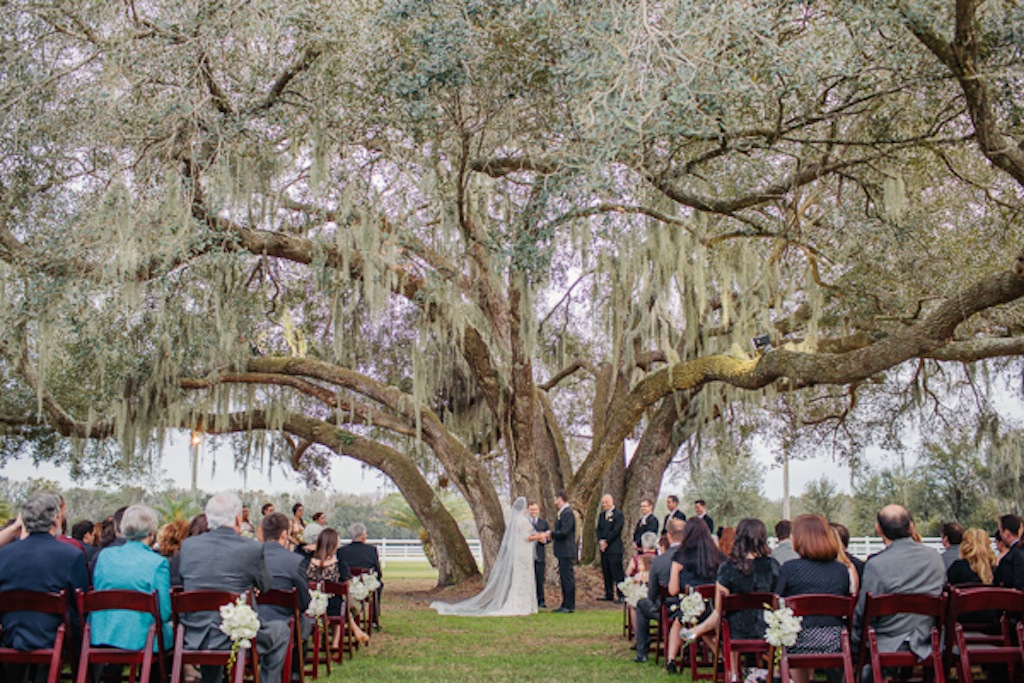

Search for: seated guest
xmin=941 ymin=522 xmax=964 ymax=571
xmin=770 ymin=520 xmax=798 ymax=565
xmin=71 ymin=518 xmax=99 ymax=567
xmin=178 ymin=492 xmax=289 ymax=683
xmin=852 ymin=505 xmax=945 ymax=671
xmin=777 ymin=515 xmax=851 ymax=683
xmin=157 ymin=519 xmax=189 ymax=559
xmin=677 ymin=518 xmax=780 ymax=678
xmin=995 ymin=514 xmax=1024 ymax=589
xmin=260 ymin=512 xmax=312 ymax=638
xmin=169 ymin=515 xmax=206 ymax=587
xmin=949 ymin=527 xmax=996 ymax=586
xmin=633 ymin=519 xmax=685 ymax=663
xmin=831 ymin=527 xmax=860 ymax=595
xmin=307 ymin=529 xmax=369 ymax=647
xmin=628 ymin=531 xmax=659 ymax=579
xmin=337 ymin=522 xmax=383 ymax=627
xmin=718 ymin=526 xmax=736 ymax=557
xmin=948 ymin=527 xmax=998 ymax=625
xmin=90 ymin=505 xmax=173 ymax=661
xmin=664 ymin=517 xmax=726 ymax=669
xmin=830 ymin=522 xmax=864 ymax=579
xmin=0 ymin=493 xmax=89 ymax=682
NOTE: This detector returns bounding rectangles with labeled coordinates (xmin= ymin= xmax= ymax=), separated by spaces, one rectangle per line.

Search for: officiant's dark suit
xmin=179 ymin=498 xmax=290 ymax=683
xmin=596 ymin=495 xmax=625 ymax=601
xmin=550 ymin=494 xmax=576 ymax=612
xmin=530 ymin=510 xmax=550 ymax=608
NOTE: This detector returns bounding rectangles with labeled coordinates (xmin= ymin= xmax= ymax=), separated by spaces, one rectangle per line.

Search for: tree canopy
xmin=1 ymin=0 xmax=1023 ymax=584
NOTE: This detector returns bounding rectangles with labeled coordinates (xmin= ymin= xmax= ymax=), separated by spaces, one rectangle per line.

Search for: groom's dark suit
xmin=550 ymin=505 xmax=576 ymax=611
xmin=530 ymin=515 xmax=550 ymax=607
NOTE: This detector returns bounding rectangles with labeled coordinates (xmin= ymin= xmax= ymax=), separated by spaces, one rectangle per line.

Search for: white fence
xmin=355 ymin=536 xmax=944 ymax=568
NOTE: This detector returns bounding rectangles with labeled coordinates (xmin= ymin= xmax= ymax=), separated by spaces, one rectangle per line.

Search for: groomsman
xmin=633 ymin=498 xmax=659 ymax=550
xmin=662 ymin=494 xmax=686 ymax=536
xmin=596 ymin=494 xmax=625 ymax=602
xmin=694 ymin=499 xmax=714 ymax=533
xmin=548 ymin=490 xmax=576 ymax=613
xmin=527 ymin=502 xmax=550 ymax=608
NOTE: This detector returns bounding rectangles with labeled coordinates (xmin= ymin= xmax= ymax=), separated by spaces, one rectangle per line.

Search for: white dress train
xmin=430 ymin=496 xmax=538 ymax=617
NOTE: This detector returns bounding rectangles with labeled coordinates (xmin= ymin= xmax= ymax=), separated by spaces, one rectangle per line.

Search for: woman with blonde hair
xmin=947 ymin=527 xmax=996 ymax=586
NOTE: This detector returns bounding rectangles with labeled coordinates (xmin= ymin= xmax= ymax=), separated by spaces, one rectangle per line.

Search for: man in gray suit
xmin=852 ymin=504 xmax=945 ymax=674
xmin=633 ymin=518 xmax=685 ymax=663
xmin=260 ymin=512 xmax=312 ymax=638
xmin=179 ymin=493 xmax=291 ymax=683
xmin=770 ymin=520 xmax=799 ymax=565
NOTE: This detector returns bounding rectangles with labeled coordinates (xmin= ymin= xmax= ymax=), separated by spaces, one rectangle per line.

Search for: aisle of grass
xmin=323 ymin=567 xmax=681 ymax=682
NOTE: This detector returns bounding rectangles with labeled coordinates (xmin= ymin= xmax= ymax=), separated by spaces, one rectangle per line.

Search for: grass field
xmin=322 ymin=566 xmax=680 ymax=682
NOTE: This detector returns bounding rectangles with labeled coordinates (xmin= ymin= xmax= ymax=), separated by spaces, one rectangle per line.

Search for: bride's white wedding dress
xmin=430 ymin=496 xmax=538 ymax=617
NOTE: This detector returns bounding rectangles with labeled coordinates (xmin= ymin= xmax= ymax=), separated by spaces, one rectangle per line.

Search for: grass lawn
xmin=322 ymin=566 xmax=681 ymax=682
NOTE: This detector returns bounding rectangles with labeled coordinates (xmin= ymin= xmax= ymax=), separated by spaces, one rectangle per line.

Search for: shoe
xmin=634 ymin=653 xmax=648 ymax=663
xmin=538 ymin=603 xmax=546 ymax=608
xmin=666 ymin=661 xmax=679 ymax=674
xmin=597 ymin=596 xmax=613 ymax=601
xmin=553 ymin=606 xmax=575 ymax=613
xmin=680 ymin=629 xmax=697 ymax=642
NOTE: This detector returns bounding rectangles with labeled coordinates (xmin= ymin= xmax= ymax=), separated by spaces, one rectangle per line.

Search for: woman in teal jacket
xmin=91 ymin=504 xmax=173 ymax=653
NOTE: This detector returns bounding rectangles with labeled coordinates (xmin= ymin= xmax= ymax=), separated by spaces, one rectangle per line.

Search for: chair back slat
xmin=259 ymin=588 xmax=298 ymax=610
xmin=722 ymin=591 xmax=777 ymax=614
xmin=949 ymin=586 xmax=1024 ymax=616
xmin=783 ymin=594 xmax=854 ymax=621
xmin=319 ymin=580 xmax=348 ymax=599
xmin=0 ymin=590 xmax=67 ymax=615
xmin=349 ymin=567 xmax=373 ymax=577
xmin=862 ymin=592 xmax=945 ymax=621
xmin=78 ymin=588 xmax=160 ymax=616
xmin=171 ymin=589 xmax=243 ymax=615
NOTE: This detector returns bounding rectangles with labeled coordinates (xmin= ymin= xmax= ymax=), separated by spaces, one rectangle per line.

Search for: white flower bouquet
xmin=763 ymin=603 xmax=803 ymax=648
xmin=349 ymin=578 xmax=370 ymax=602
xmin=219 ymin=595 xmax=260 ymax=669
xmin=359 ymin=571 xmax=381 ymax=593
xmin=679 ymin=591 xmax=707 ymax=625
xmin=616 ymin=579 xmax=647 ymax=607
xmin=305 ymin=589 xmax=329 ymax=619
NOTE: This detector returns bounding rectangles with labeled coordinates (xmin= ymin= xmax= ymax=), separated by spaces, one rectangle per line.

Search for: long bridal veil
xmin=430 ymin=496 xmax=537 ymax=616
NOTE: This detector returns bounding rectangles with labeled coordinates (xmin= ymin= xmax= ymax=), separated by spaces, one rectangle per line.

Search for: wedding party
xmin=3 ymin=0 xmax=1024 ymax=680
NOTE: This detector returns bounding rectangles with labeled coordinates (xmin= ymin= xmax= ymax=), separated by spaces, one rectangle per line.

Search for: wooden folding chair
xmin=169 ymin=590 xmax=256 ymax=683
xmin=778 ymin=594 xmax=855 ymax=683
xmin=946 ymin=586 xmax=1024 ymax=683
xmin=714 ymin=591 xmax=778 ymax=683
xmin=75 ymin=589 xmax=168 ymax=683
xmin=856 ymin=592 xmax=946 ymax=683
xmin=256 ymin=589 xmax=301 ymax=683
xmin=679 ymin=584 xmax=717 ymax=680
xmin=0 ymin=589 xmax=70 ymax=683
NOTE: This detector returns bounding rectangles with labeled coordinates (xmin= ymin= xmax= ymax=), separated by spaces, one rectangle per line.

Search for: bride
xmin=431 ymin=496 xmax=540 ymax=617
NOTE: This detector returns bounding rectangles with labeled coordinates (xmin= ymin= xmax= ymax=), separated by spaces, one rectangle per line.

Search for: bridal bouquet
xmin=763 ymin=602 xmax=803 ymax=649
xmin=679 ymin=591 xmax=707 ymax=625
xmin=219 ymin=595 xmax=260 ymax=669
xmin=616 ymin=579 xmax=647 ymax=607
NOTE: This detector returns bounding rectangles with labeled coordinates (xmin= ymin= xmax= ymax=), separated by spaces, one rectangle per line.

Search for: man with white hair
xmin=337 ymin=522 xmax=382 ymax=628
xmin=0 ymin=492 xmax=89 ymax=682
xmin=178 ymin=492 xmax=290 ymax=683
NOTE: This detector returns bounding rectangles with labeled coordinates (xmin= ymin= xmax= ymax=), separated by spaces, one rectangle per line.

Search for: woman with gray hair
xmin=90 ymin=504 xmax=173 ymax=658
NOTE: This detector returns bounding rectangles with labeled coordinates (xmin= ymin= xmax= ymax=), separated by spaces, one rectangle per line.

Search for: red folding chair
xmin=256 ymin=589 xmax=301 ymax=683
xmin=75 ymin=589 xmax=168 ymax=683
xmin=778 ymin=594 xmax=855 ymax=683
xmin=715 ymin=592 xmax=778 ymax=683
xmin=169 ymin=590 xmax=256 ymax=683
xmin=946 ymin=586 xmax=1024 ymax=683
xmin=856 ymin=592 xmax=946 ymax=683
xmin=0 ymin=590 xmax=70 ymax=683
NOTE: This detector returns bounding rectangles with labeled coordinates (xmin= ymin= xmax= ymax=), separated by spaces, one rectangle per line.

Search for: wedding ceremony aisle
xmin=328 ymin=566 xmax=674 ymax=682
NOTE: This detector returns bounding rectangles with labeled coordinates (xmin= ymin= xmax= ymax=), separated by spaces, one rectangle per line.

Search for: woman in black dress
xmin=947 ymin=527 xmax=998 ymax=625
xmin=664 ymin=518 xmax=726 ymax=669
xmin=681 ymin=518 xmax=780 ymax=680
xmin=777 ymin=514 xmax=851 ymax=683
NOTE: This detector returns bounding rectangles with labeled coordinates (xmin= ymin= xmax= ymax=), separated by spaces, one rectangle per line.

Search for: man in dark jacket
xmin=596 ymin=494 xmax=625 ymax=602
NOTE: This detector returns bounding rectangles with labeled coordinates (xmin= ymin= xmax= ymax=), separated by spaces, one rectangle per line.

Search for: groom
xmin=547 ymin=490 xmax=576 ymax=613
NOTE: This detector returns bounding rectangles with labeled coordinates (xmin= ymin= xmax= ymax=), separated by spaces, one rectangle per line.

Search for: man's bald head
xmin=877 ymin=504 xmax=913 ymax=541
